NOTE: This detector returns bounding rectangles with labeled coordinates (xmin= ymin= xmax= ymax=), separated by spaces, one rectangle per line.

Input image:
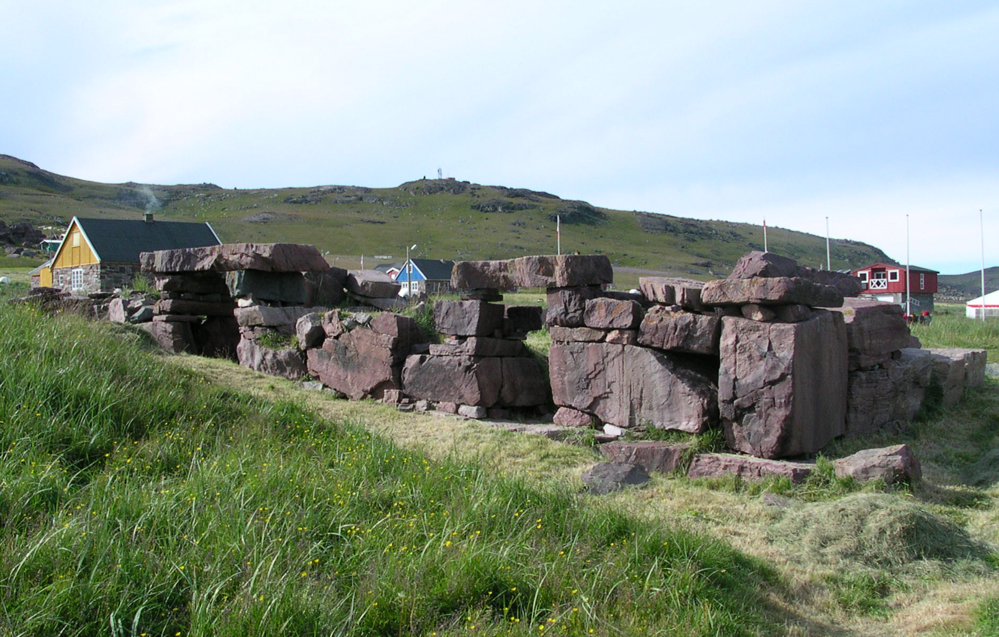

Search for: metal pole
xmin=557 ymin=215 xmax=561 ymax=256
xmin=406 ymin=244 xmax=410 ymax=296
xmin=982 ymin=209 xmax=987 ymax=321
xmin=825 ymin=216 xmax=831 ymax=270
xmin=763 ymin=217 xmax=768 ymax=253
xmin=906 ymin=214 xmax=911 ymax=317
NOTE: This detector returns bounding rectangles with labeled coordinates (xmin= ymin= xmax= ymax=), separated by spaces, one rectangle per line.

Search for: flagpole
xmin=982 ymin=209 xmax=987 ymax=321
xmin=906 ymin=214 xmax=911 ymax=317
xmin=557 ymin=215 xmax=561 ymax=256
xmin=825 ymin=216 xmax=831 ymax=270
xmin=763 ymin=217 xmax=768 ymax=253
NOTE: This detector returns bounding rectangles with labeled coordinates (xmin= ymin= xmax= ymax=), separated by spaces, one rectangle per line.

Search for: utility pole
xmin=406 ymin=243 xmax=417 ymax=296
xmin=825 ymin=216 xmax=831 ymax=270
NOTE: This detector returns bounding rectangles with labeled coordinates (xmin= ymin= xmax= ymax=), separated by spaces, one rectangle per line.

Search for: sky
xmin=2 ymin=1 xmax=997 ymax=274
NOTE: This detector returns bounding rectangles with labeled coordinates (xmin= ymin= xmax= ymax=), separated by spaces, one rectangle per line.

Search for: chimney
xmin=144 ymin=212 xmax=154 ymax=223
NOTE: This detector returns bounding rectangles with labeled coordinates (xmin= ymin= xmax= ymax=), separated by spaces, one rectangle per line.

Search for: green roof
xmin=75 ymin=217 xmax=220 ymax=264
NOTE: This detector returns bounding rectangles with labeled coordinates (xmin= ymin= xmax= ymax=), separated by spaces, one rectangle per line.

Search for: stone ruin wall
xmin=96 ymin=243 xmax=987 ymax=476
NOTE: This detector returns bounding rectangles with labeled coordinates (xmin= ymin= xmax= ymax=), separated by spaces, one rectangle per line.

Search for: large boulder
xmin=598 ymin=442 xmax=690 ymax=474
xmin=304 ymin=267 xmax=347 ymax=307
xmin=140 ymin=320 xmax=196 ymax=354
xmin=638 ymin=277 xmax=705 ymax=310
xmin=718 ymin=311 xmax=848 ymax=459
xmin=845 ymin=349 xmax=933 ymax=437
xmin=401 ymin=354 xmax=548 ymax=407
xmin=638 ymin=307 xmax=720 ymax=355
xmin=728 ymin=251 xmax=800 ymax=279
xmin=549 ymin=341 xmax=717 ymax=433
xmin=834 ymin=444 xmax=921 ymax=485
xmin=346 ymin=270 xmax=401 ymax=299
xmin=234 ymin=305 xmax=324 ymax=328
xmin=927 ymin=348 xmax=988 ymax=406
xmin=236 ymin=335 xmax=307 ymax=380
xmin=701 ymin=277 xmax=843 ymax=308
xmin=827 ymin=298 xmax=911 ymax=370
xmin=583 ymin=298 xmax=643 ymax=330
xmin=153 ymin=273 xmax=229 ymax=295
xmin=451 ymin=255 xmax=613 ymax=290
xmin=581 ymin=462 xmax=651 ymax=495
xmin=429 ymin=336 xmax=528 ymax=358
xmin=434 ymin=300 xmax=505 ymax=337
xmin=545 ymin=286 xmax=602 ymax=327
xmin=307 ymin=328 xmax=402 ymax=400
xmin=141 ymin=243 xmax=329 ymax=273
xmin=687 ymin=453 xmax=814 ymax=484
xmin=225 ymin=270 xmax=306 ymax=304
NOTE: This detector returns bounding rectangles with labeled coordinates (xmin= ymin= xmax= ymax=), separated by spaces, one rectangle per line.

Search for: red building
xmin=851 ymin=262 xmax=938 ymax=312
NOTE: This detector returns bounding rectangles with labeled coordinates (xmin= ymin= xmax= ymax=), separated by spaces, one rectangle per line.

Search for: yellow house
xmin=37 ymin=215 xmax=220 ymax=294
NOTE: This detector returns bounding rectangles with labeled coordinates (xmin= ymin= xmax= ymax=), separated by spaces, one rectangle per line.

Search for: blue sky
xmin=2 ymin=1 xmax=996 ymax=274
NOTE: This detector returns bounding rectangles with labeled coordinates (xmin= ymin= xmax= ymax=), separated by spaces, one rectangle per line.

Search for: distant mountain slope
xmin=938 ymin=267 xmax=999 ymax=301
xmin=0 ymin=154 xmax=892 ymax=277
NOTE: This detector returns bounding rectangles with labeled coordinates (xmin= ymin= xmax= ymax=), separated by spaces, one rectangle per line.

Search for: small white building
xmin=966 ymin=290 xmax=999 ymax=318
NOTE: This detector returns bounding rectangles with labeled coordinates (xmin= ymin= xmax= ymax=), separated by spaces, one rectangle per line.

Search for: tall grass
xmin=911 ymin=303 xmax=999 ymax=360
xmin=0 ymin=301 xmax=779 ymax=635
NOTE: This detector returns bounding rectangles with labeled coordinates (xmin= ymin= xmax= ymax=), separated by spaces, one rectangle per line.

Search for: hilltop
xmin=0 ymin=154 xmax=892 ymax=277
xmin=939 ymin=267 xmax=999 ymax=301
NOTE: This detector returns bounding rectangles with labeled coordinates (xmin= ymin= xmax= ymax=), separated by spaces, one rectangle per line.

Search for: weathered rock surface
xmin=545 ymin=286 xmax=602 ymax=327
xmin=142 ymin=243 xmax=329 ymax=273
xmin=728 ymin=251 xmax=801 ymax=279
xmin=304 ymin=267 xmax=347 ymax=307
xmin=549 ymin=341 xmax=717 ymax=433
xmin=434 ymin=300 xmax=504 ymax=336
xmin=401 ymin=354 xmax=548 ymax=407
xmin=369 ymin=312 xmax=425 ymax=353
xmin=141 ymin=320 xmax=195 ymax=354
xmin=834 ymin=444 xmax=921 ymax=485
xmin=226 ymin=270 xmax=306 ymax=304
xmin=346 ymin=270 xmax=401 ymax=299
xmin=774 ymin=304 xmax=813 ymax=323
xmin=845 ymin=349 xmax=933 ymax=437
xmin=927 ymin=348 xmax=988 ymax=406
xmin=234 ymin=305 xmax=324 ymax=328
xmin=296 ymin=313 xmax=326 ymax=350
xmin=154 ymin=273 xmax=229 ymax=295
xmin=451 ymin=255 xmax=613 ymax=290
xmin=429 ymin=336 xmax=527 ymax=358
xmin=599 ymin=442 xmax=691 ymax=474
xmin=638 ymin=307 xmax=720 ymax=355
xmin=549 ymin=326 xmax=606 ymax=342
xmin=108 ymin=297 xmax=128 ymax=323
xmin=155 ymin=298 xmax=236 ymax=317
xmin=687 ymin=453 xmax=814 ymax=484
xmin=553 ymin=407 xmax=594 ymax=427
xmin=308 ymin=328 xmax=401 ymax=400
xmin=581 ymin=462 xmax=651 ymax=495
xmin=605 ymin=329 xmax=638 ymax=345
xmin=701 ymin=277 xmax=843 ymax=308
xmin=719 ymin=311 xmax=848 ymax=459
xmin=583 ymin=298 xmax=643 ymax=330
xmin=741 ymin=303 xmax=776 ymax=322
xmin=236 ymin=335 xmax=307 ymax=380
xmin=828 ymin=298 xmax=911 ymax=370
xmin=401 ymin=355 xmax=501 ymax=407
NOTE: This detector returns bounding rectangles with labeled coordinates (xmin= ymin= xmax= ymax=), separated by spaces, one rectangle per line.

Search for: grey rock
xmin=581 ymin=462 xmax=651 ymax=495
xmin=458 ymin=405 xmax=488 ymax=419
xmin=545 ymin=286 xmax=602 ymax=327
xmin=741 ymin=303 xmax=776 ymax=322
xmin=834 ymin=444 xmax=921 ymax=485
xmin=599 ymin=442 xmax=691 ymax=474
xmin=236 ymin=334 xmax=307 ymax=380
xmin=845 ymin=350 xmax=933 ymax=437
xmin=549 ymin=326 xmax=606 ymax=342
xmin=296 ymin=313 xmax=326 ymax=350
xmin=226 ymin=270 xmax=306 ymax=304
xmin=687 ymin=453 xmax=814 ymax=484
xmin=827 ymin=298 xmax=912 ymax=370
xmin=583 ymin=298 xmax=644 ymax=330
xmin=553 ymin=407 xmax=595 ymax=427
xmin=346 ymin=270 xmax=401 ymax=299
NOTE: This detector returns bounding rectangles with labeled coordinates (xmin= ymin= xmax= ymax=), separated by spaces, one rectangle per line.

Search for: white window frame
xmin=920 ymin=273 xmax=925 ymax=290
xmin=857 ymin=271 xmax=868 ymax=283
xmin=70 ymin=268 xmax=84 ymax=290
xmin=888 ymin=270 xmax=900 ymax=282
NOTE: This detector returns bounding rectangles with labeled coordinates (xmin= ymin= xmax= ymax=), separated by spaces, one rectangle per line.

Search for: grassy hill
xmin=939 ymin=267 xmax=999 ymax=301
xmin=0 ymin=154 xmax=891 ymax=279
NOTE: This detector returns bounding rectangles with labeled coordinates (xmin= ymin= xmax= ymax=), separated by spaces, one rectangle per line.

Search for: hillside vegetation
xmin=0 ymin=154 xmax=891 ymax=277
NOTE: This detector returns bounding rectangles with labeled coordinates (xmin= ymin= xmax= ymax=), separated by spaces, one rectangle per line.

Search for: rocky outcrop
xmin=718 ymin=311 xmax=848 ymax=459
xmin=550 ymin=341 xmax=717 ymax=433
